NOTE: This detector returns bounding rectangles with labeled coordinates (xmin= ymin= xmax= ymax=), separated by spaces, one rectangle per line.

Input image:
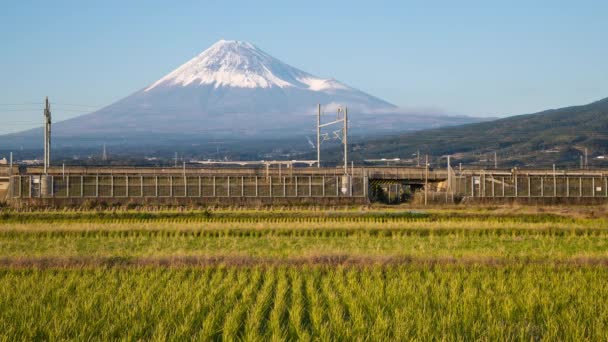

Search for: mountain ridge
xmin=339 ymin=96 xmax=608 ymax=167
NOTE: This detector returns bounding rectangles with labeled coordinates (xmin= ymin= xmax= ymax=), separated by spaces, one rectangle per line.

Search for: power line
xmin=0 ymin=108 xmax=92 ymax=113
xmin=49 ymin=108 xmax=92 ymax=112
xmin=0 ymin=102 xmax=42 ymax=106
xmin=0 ymin=102 xmax=101 ymax=109
xmin=52 ymin=102 xmax=101 ymax=108
xmin=0 ymin=109 xmax=44 ymax=112
xmin=0 ymin=119 xmax=46 ymax=122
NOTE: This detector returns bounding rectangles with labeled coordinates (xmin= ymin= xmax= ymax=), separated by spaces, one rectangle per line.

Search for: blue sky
xmin=1 ymin=0 xmax=607 ymax=134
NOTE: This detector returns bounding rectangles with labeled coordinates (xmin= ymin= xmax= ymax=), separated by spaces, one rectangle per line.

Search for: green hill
xmin=346 ymin=97 xmax=608 ymax=168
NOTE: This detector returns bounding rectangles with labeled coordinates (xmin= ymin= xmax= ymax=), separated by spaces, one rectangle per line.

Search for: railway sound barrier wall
xmin=453 ymin=174 xmax=608 ymax=198
xmin=9 ymin=174 xmax=367 ymax=201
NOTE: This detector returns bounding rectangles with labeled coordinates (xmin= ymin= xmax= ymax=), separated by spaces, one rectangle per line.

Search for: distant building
xmin=0 ymin=158 xmax=6 ymax=165
xmin=21 ymin=159 xmax=43 ymax=165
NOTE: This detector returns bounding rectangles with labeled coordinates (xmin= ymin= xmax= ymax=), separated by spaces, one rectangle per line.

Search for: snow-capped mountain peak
xmin=145 ymin=39 xmax=349 ymax=92
xmin=2 ymin=39 xmax=484 ymax=146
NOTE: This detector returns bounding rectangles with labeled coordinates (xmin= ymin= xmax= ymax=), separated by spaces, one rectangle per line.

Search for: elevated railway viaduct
xmin=4 ymin=165 xmax=608 ymax=206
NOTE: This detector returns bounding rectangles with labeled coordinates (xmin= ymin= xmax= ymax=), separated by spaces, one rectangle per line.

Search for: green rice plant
xmin=221 ymin=268 xmax=262 ymax=340
xmin=268 ymin=268 xmax=289 ymax=341
xmin=198 ymin=268 xmax=242 ymax=340
xmin=336 ymin=268 xmax=368 ymax=337
xmin=304 ymin=268 xmax=331 ymax=340
xmin=320 ymin=270 xmax=351 ymax=340
xmin=243 ymin=268 xmax=276 ymax=340
xmin=287 ymin=269 xmax=311 ymax=341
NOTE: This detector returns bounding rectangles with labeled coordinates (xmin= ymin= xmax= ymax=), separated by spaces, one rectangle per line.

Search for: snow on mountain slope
xmin=144 ymin=40 xmax=352 ymax=92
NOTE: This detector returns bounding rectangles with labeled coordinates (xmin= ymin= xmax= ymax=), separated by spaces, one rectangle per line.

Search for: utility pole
xmin=553 ymin=164 xmax=556 ymax=197
xmin=344 ymin=107 xmax=348 ymax=175
xmin=446 ymin=155 xmax=451 ymax=203
xmin=317 ymin=104 xmax=321 ymax=168
xmin=417 ymin=150 xmax=420 ymax=167
xmin=43 ymin=97 xmax=52 ymax=174
xmin=580 ymin=155 xmax=584 ymax=169
xmin=585 ymin=148 xmax=588 ymax=169
xmin=424 ymin=154 xmax=428 ymax=206
xmin=102 ymin=144 xmax=108 ymax=162
xmin=174 ymin=152 xmax=178 ymax=168
xmin=494 ymin=151 xmax=497 ymax=169
xmin=8 ymin=152 xmax=13 ymax=198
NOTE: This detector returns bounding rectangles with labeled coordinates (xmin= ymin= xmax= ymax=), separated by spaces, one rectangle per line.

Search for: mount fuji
xmin=3 ymin=40 xmax=480 ymax=147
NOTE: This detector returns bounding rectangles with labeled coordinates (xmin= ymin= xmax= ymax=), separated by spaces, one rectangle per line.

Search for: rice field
xmin=1 ymin=208 xmax=607 ymax=340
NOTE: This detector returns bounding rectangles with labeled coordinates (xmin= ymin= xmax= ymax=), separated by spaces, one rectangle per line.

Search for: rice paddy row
xmin=0 ymin=209 xmax=593 ymax=225
xmin=1 ymin=210 xmax=607 ymax=261
xmin=1 ymin=266 xmax=607 ymax=341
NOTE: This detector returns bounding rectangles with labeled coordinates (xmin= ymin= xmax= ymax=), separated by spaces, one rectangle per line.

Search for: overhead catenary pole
xmin=47 ymin=97 xmax=51 ymax=172
xmin=43 ymin=137 xmax=46 ymax=173
xmin=317 ymin=104 xmax=348 ymax=173
xmin=8 ymin=152 xmax=13 ymax=198
xmin=344 ymin=106 xmax=348 ymax=175
xmin=43 ymin=98 xmax=47 ymax=173
xmin=102 ymin=143 xmax=108 ymax=162
xmin=317 ymin=104 xmax=321 ymax=168
xmin=447 ymin=156 xmax=452 ymax=192
xmin=446 ymin=155 xmax=451 ymax=203
xmin=553 ymin=164 xmax=557 ymax=197
xmin=424 ymin=154 xmax=429 ymax=206
xmin=43 ymin=97 xmax=52 ymax=174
